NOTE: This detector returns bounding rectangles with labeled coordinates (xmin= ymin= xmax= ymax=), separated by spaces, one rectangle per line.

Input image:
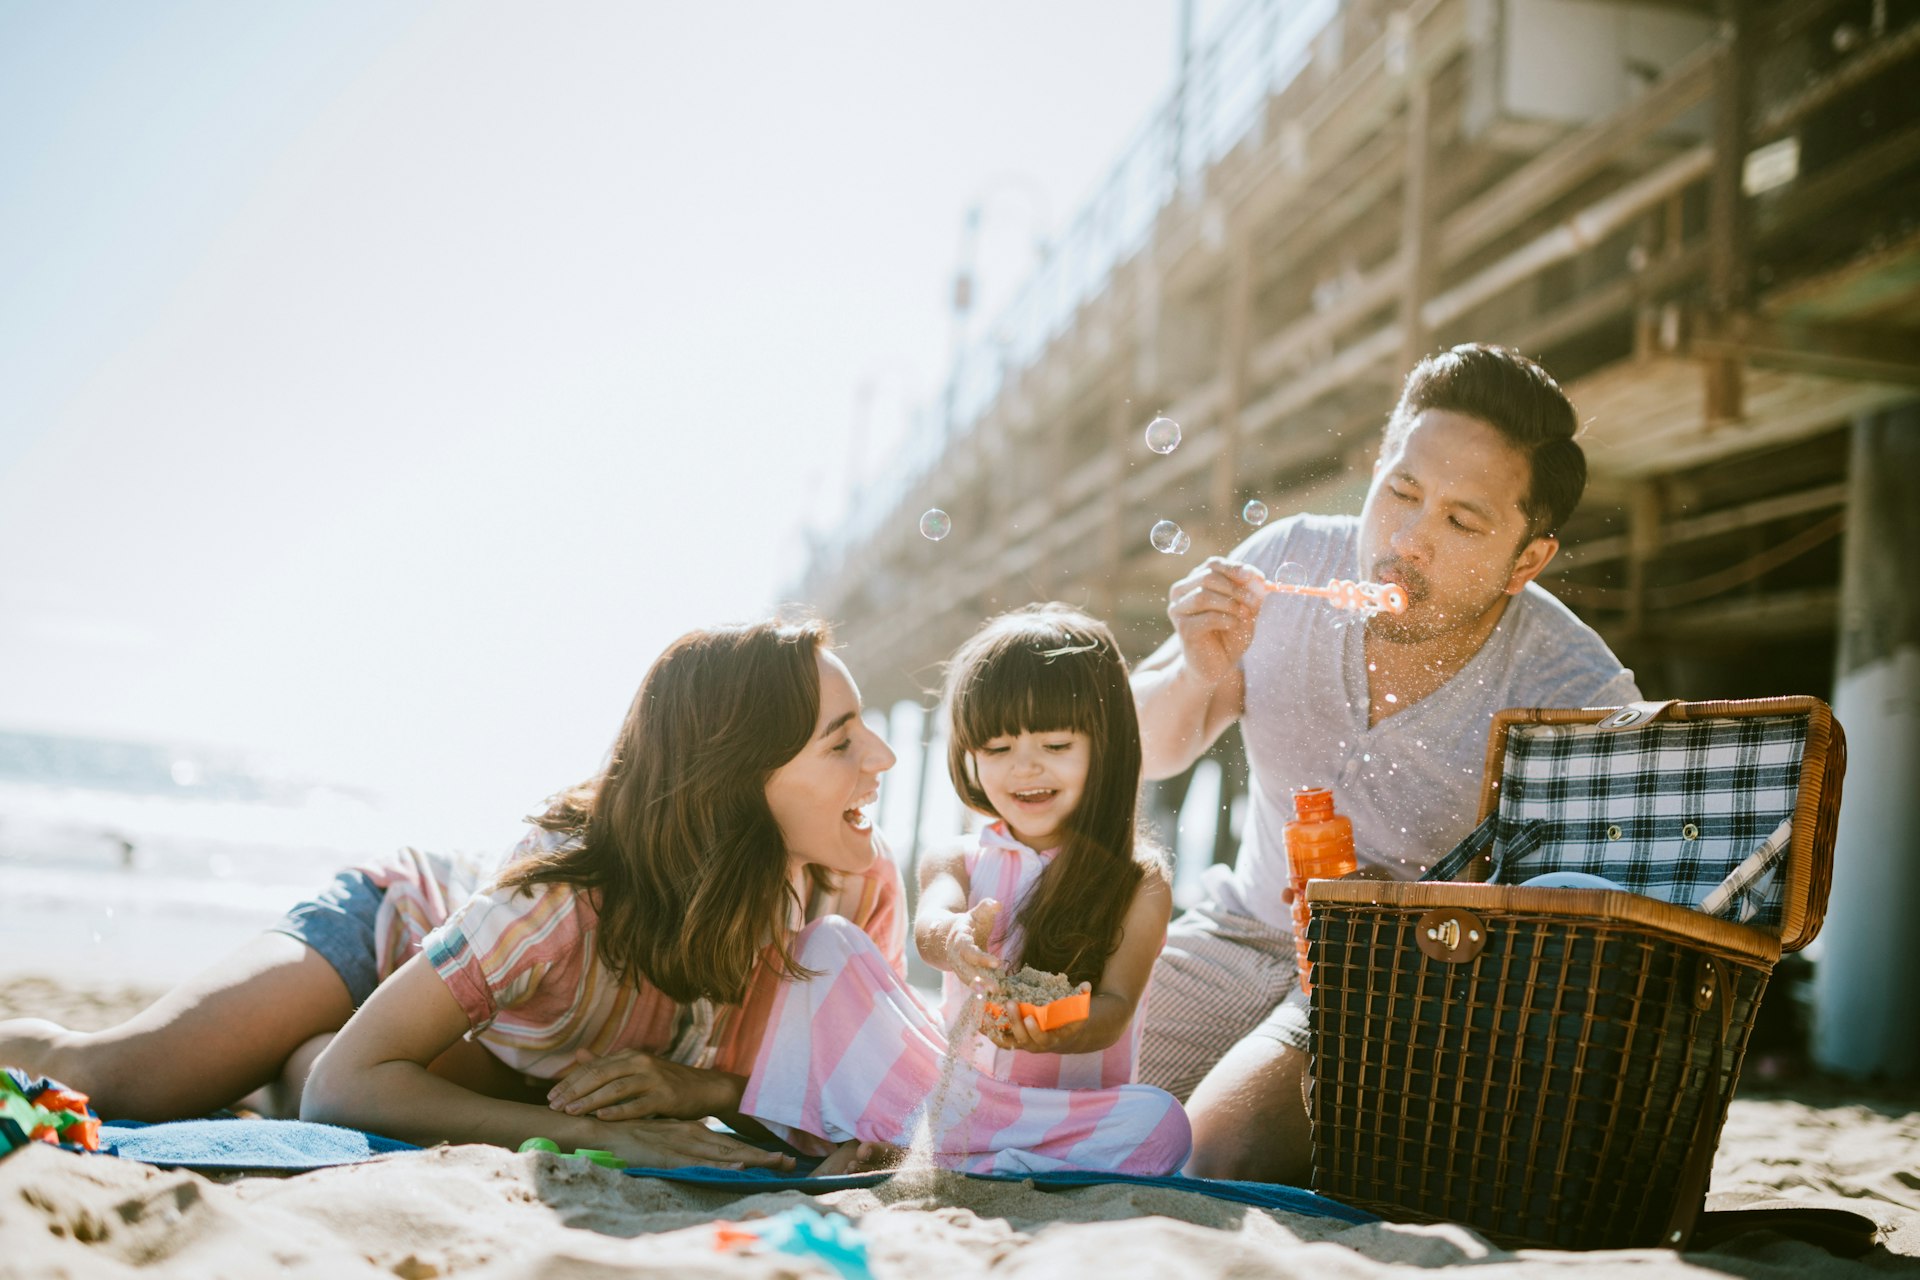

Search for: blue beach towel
xmin=94 ymin=1118 xmax=1375 ymax=1225
xmin=102 ymin=1118 xmax=417 ymax=1167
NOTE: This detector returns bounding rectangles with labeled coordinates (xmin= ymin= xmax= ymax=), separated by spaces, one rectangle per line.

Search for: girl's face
xmin=766 ymin=652 xmax=896 ymax=876
xmin=972 ymin=728 xmax=1091 ymax=852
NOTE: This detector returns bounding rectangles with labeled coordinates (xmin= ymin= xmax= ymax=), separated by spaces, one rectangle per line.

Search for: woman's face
xmin=765 ymin=651 xmax=896 ymax=876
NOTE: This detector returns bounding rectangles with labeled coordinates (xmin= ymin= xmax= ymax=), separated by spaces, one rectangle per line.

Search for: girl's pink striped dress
xmin=738 ymin=824 xmax=1190 ymax=1175
xmin=940 ymin=822 xmax=1145 ymax=1089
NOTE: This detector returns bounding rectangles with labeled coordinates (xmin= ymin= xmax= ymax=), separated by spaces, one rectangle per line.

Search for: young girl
xmin=921 ymin=602 xmax=1172 ymax=1086
xmin=738 ymin=604 xmax=1187 ymax=1174
xmin=0 ymin=619 xmax=899 ymax=1171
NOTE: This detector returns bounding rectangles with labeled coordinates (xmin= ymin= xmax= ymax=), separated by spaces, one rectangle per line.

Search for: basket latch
xmin=1415 ymin=908 xmax=1487 ymax=964
xmin=1596 ymin=699 xmax=1681 ymax=732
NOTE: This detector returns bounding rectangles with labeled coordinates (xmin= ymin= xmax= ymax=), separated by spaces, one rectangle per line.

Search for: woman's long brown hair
xmin=944 ymin=603 xmax=1156 ymax=987
xmin=498 ymin=619 xmax=834 ymax=1005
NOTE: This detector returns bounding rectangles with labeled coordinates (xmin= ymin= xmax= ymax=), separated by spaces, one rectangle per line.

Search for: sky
xmin=0 ymin=1 xmax=1225 ymax=845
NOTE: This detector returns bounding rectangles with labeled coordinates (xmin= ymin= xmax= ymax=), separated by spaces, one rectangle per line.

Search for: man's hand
xmin=547 ymin=1049 xmax=737 ymax=1121
xmin=1167 ymin=558 xmax=1266 ymax=687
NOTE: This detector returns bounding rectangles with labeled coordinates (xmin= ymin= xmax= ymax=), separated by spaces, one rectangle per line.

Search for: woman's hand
xmin=813 ymin=1138 xmax=903 ymax=1175
xmin=984 ymin=982 xmax=1093 ymax=1054
xmin=587 ymin=1116 xmax=795 ymax=1171
xmin=546 ymin=1049 xmax=739 ymax=1121
xmin=946 ymin=899 xmax=1002 ymax=991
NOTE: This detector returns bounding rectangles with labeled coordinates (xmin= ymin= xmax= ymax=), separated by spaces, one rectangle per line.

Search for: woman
xmin=0 ymin=618 xmax=898 ymax=1169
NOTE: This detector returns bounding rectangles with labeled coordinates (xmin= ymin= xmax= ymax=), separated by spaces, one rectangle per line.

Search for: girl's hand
xmin=985 ymin=982 xmax=1093 ymax=1054
xmin=947 ymin=899 xmax=1002 ymax=991
xmin=589 ymin=1117 xmax=795 ymax=1171
xmin=546 ymin=1049 xmax=737 ymax=1121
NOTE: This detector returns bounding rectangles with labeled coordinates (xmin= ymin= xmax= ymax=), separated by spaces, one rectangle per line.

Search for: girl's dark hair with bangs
xmin=498 ymin=618 xmax=835 ymax=1005
xmin=943 ymin=603 xmax=1155 ymax=987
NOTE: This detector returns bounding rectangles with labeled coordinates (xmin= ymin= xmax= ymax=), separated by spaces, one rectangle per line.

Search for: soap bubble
xmin=1242 ymin=500 xmax=1269 ymax=526
xmin=1143 ymin=416 xmax=1182 ymax=454
xmin=919 ymin=508 xmax=951 ymax=541
xmin=1150 ymin=520 xmax=1191 ymax=554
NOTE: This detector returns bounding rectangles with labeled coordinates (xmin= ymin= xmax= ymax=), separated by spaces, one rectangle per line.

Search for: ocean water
xmin=0 ymin=729 xmax=502 ymax=987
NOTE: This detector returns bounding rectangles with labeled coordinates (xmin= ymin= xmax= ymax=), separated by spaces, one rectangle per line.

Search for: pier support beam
xmin=1704 ymin=0 xmax=1749 ymax=423
xmin=1209 ymin=231 xmax=1255 ymax=551
xmin=1812 ymin=404 xmax=1920 ymax=1080
xmin=1398 ymin=74 xmax=1436 ymax=372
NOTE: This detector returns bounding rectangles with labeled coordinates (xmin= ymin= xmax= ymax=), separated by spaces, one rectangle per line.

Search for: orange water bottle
xmin=1285 ymin=786 xmax=1356 ymax=993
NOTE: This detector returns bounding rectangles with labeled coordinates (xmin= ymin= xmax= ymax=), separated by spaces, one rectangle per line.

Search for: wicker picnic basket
xmin=1305 ymin=696 xmax=1845 ymax=1251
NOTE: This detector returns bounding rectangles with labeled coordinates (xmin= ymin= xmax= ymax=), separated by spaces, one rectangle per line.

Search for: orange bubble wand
xmin=1262 ymin=576 xmax=1409 ymax=615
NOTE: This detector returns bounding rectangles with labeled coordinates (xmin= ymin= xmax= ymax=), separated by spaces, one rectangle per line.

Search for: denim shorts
xmin=270 ymin=868 xmax=385 ymax=1007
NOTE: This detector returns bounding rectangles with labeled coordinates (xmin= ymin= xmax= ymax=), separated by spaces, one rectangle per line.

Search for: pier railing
xmin=865 ymin=0 xmax=1341 ymax=548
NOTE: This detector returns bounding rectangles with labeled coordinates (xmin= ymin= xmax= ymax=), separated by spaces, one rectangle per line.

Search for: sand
xmin=3 ymin=976 xmax=1916 ymax=1279
xmin=981 ymin=967 xmax=1076 ymax=1033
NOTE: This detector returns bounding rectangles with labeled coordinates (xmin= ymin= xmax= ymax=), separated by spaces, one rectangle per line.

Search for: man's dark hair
xmin=1385 ymin=343 xmax=1587 ymax=539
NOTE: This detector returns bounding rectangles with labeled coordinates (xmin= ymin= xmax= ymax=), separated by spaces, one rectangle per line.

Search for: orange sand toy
xmin=1263 ymin=576 xmax=1408 ymax=615
xmin=1285 ymin=786 xmax=1356 ymax=994
xmin=983 ymin=965 xmax=1092 ymax=1033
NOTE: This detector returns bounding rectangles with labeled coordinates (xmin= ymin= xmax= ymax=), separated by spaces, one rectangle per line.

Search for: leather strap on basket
xmin=1662 ymin=956 xmax=1735 ymax=1249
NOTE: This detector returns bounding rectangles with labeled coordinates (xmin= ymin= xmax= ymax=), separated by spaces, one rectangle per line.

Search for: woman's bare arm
xmin=301 ymin=956 xmax=789 ymax=1169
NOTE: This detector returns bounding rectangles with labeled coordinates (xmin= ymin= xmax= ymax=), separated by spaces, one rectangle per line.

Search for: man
xmin=1131 ymin=343 xmax=1640 ymax=1183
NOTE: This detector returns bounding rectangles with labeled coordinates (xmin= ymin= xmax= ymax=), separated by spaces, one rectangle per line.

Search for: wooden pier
xmin=803 ymin=0 xmax=1916 ymax=716
xmin=795 ymin=0 xmax=1920 ymax=1048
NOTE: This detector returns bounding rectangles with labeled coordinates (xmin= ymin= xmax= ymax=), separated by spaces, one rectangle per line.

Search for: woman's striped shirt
xmin=359 ymin=825 xmax=905 ymax=1081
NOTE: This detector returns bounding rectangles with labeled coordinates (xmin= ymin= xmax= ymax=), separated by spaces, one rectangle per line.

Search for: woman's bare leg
xmin=245 ymin=1031 xmax=339 ymax=1119
xmin=0 ymin=933 xmax=355 ymax=1121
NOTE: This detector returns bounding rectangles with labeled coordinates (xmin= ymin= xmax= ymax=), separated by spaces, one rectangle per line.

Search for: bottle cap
xmin=1291 ymin=786 xmax=1335 ymax=821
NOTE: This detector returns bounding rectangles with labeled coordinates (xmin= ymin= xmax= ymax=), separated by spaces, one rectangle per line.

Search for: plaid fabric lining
xmin=1698 ymin=815 xmax=1793 ymax=924
xmin=1486 ymin=714 xmax=1807 ymax=925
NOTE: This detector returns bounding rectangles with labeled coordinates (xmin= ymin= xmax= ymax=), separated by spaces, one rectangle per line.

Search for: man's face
xmin=1357 ymin=408 xmax=1557 ymax=645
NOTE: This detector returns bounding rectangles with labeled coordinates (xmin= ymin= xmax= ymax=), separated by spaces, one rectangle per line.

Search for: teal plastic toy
xmin=713 ymin=1205 xmax=875 ymax=1280
xmin=517 ymin=1136 xmax=626 ymax=1169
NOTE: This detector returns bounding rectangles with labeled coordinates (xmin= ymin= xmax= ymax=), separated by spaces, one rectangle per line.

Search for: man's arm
xmin=1131 ymin=557 xmax=1265 ymax=780
xmin=1133 ymin=636 xmax=1246 ymax=779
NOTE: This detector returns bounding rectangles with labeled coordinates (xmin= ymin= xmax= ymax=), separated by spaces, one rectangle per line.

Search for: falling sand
xmin=887 ymin=963 xmax=1079 ymax=1191
xmin=890 ymin=990 xmax=988 ymax=1191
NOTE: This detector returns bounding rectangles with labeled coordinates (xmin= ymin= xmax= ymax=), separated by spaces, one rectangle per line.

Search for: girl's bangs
xmin=951 ymin=633 xmax=1109 ymax=749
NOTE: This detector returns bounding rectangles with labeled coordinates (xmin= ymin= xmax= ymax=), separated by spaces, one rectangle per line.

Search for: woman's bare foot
xmin=813 ymin=1138 xmax=904 ymax=1175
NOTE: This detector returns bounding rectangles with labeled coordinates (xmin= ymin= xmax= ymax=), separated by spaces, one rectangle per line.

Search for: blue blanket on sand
xmin=99 ymin=1119 xmax=1375 ymax=1225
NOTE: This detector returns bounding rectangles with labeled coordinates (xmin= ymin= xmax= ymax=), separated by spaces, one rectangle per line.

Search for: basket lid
xmin=1471 ymin=696 xmax=1844 ymax=952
